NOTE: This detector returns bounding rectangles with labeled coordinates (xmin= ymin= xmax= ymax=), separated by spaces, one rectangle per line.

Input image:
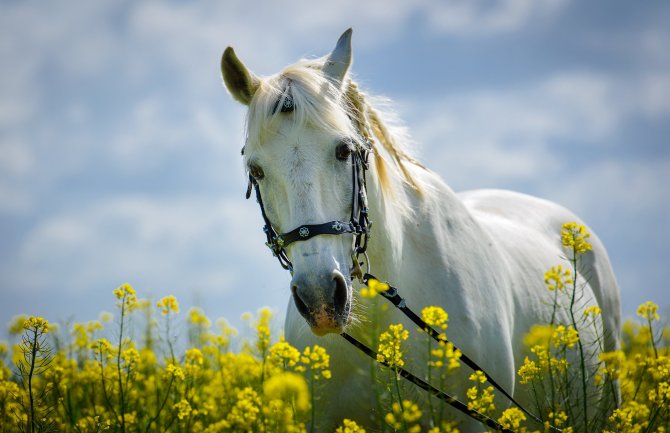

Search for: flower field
xmin=1 ymin=224 xmax=668 ymax=433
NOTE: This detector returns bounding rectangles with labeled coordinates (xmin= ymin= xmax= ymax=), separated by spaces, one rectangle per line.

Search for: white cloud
xmin=406 ymin=69 xmax=670 ymax=190
xmin=423 ymin=0 xmax=568 ymax=36
xmin=16 ymin=195 xmax=279 ymax=296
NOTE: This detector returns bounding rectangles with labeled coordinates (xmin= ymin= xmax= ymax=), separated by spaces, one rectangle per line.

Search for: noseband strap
xmin=246 ymin=144 xmax=371 ymax=276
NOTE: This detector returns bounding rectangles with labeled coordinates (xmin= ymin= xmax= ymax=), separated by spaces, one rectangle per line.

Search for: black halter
xmin=245 ymin=138 xmax=372 ymax=276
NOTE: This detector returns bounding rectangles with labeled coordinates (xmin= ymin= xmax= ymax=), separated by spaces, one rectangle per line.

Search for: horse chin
xmin=310 ymin=324 xmax=343 ymax=336
xmin=303 ymin=304 xmax=349 ymax=336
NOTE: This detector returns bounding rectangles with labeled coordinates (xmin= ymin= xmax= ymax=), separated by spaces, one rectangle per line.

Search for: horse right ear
xmin=221 ymin=47 xmax=260 ymax=105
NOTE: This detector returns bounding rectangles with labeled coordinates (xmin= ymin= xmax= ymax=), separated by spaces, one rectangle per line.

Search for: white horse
xmin=221 ymin=29 xmax=621 ymax=432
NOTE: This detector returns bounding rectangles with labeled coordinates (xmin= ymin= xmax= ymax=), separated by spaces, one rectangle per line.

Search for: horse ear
xmin=323 ymin=28 xmax=353 ymax=86
xmin=221 ymin=47 xmax=260 ymax=105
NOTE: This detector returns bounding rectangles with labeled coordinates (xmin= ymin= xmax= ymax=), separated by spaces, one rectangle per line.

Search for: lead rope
xmin=340 ymin=331 xmax=518 ymax=433
xmin=344 ymin=274 xmax=562 ymax=433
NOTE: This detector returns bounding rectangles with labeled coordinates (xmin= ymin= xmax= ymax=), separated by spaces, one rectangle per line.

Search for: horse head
xmin=221 ymin=29 xmax=364 ymax=335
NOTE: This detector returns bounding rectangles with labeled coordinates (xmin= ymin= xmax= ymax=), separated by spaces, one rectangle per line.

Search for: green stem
xmin=568 ymin=252 xmax=588 ymax=432
xmin=117 ymin=298 xmax=127 ymax=433
xmin=426 ymin=337 xmax=436 ymax=427
xmin=309 ymin=369 xmax=315 ymax=433
xmin=27 ymin=327 xmax=38 ymax=433
xmin=392 ymin=369 xmax=408 ymax=432
xmin=647 ymin=318 xmax=658 ymax=359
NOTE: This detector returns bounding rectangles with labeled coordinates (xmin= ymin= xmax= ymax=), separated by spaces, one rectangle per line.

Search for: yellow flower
xmin=421 ymin=306 xmax=449 ymax=330
xmin=584 ymin=305 xmax=602 ymax=317
xmin=385 ymin=400 xmax=422 ymax=432
xmin=560 ymin=222 xmax=592 ymax=255
xmin=226 ymin=387 xmax=261 ymax=430
xmin=23 ymin=316 xmax=50 ymax=334
xmin=91 ymin=338 xmax=113 ymax=359
xmin=552 ymin=325 xmax=580 ymax=348
xmin=269 ymin=337 xmax=301 ymax=370
xmin=165 ymin=363 xmax=185 ymax=381
xmin=523 ymin=324 xmax=553 ymax=348
xmin=498 ymin=407 xmax=526 ymax=430
xmin=8 ymin=315 xmax=28 ymax=335
xmin=430 ymin=341 xmax=461 ymax=371
xmin=113 ymin=283 xmax=138 ymax=311
xmin=263 ymin=372 xmax=310 ymax=412
xmin=361 ymin=278 xmax=390 ymax=298
xmin=469 ymin=370 xmax=487 ymax=384
xmin=336 ymin=419 xmax=366 ymax=433
xmin=156 ymin=295 xmax=179 ymax=315
xmin=376 ymin=323 xmax=409 ymax=368
xmin=173 ymin=399 xmax=192 ymax=420
xmin=300 ymin=345 xmax=331 ymax=380
xmin=121 ymin=347 xmax=140 ymax=366
xmin=518 ymin=356 xmax=541 ymax=384
xmin=637 ymin=301 xmax=659 ymax=321
xmin=466 ymin=385 xmax=496 ymax=415
xmin=544 ymin=265 xmax=572 ymax=291
xmin=254 ymin=307 xmax=273 ymax=354
xmin=188 ymin=307 xmax=212 ymax=328
xmin=185 ymin=348 xmax=204 ymax=365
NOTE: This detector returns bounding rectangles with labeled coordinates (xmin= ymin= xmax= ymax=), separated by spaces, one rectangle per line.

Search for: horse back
xmin=458 ymin=188 xmax=621 ymax=353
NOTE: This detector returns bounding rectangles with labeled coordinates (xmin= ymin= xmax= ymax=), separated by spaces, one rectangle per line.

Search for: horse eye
xmin=249 ymin=162 xmax=264 ymax=180
xmin=335 ymin=142 xmax=352 ymax=161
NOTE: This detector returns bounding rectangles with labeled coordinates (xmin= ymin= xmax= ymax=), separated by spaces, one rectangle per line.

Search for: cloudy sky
xmin=1 ymin=0 xmax=669 ymax=332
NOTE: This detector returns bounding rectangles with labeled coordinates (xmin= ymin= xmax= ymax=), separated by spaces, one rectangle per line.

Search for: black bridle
xmin=245 ymin=136 xmax=372 ymax=277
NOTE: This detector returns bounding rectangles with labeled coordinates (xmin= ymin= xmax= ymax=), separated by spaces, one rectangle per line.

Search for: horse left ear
xmin=323 ymin=28 xmax=353 ymax=87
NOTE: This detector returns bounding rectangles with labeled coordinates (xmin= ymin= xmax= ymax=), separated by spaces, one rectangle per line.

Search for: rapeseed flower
xmin=544 ymin=265 xmax=572 ymax=291
xmin=552 ymin=325 xmax=579 ymax=349
xmin=430 ymin=340 xmax=461 ymax=371
xmin=377 ymin=323 xmax=409 ymax=368
xmin=263 ymin=372 xmax=310 ymax=412
xmin=174 ymin=399 xmax=192 ymax=420
xmin=336 ymin=419 xmax=366 ymax=433
xmin=23 ymin=316 xmax=50 ymax=334
xmin=584 ymin=305 xmax=602 ymax=317
xmin=518 ymin=356 xmax=541 ymax=384
xmin=498 ymin=407 xmax=526 ymax=430
xmin=561 ymin=222 xmax=592 ymax=255
xmin=156 ymin=295 xmax=179 ymax=315
xmin=300 ymin=345 xmax=331 ymax=380
xmin=384 ymin=400 xmax=422 ymax=433
xmin=421 ymin=306 xmax=449 ymax=330
xmin=227 ymin=387 xmax=261 ymax=431
xmin=637 ymin=301 xmax=660 ymax=321
xmin=121 ymin=347 xmax=140 ymax=366
xmin=469 ymin=370 xmax=486 ymax=384
xmin=269 ymin=337 xmax=301 ymax=370
xmin=113 ymin=283 xmax=137 ymax=310
xmin=466 ymin=385 xmax=495 ymax=415
xmin=165 ymin=362 xmax=185 ymax=381
xmin=360 ymin=278 xmax=390 ymax=298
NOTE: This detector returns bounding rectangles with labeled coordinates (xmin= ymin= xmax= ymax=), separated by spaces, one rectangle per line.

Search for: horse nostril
xmin=333 ymin=272 xmax=348 ymax=316
xmin=291 ymin=283 xmax=310 ymax=318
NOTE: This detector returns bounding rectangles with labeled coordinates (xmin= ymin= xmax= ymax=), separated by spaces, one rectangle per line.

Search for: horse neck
xmin=364 ymin=159 xmax=476 ymax=283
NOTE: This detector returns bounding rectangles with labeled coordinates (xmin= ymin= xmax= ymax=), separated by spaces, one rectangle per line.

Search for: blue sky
xmin=1 ymin=0 xmax=669 ymax=332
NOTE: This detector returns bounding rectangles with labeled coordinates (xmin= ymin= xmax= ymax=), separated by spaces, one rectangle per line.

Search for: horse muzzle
xmin=290 ymin=270 xmax=351 ymax=335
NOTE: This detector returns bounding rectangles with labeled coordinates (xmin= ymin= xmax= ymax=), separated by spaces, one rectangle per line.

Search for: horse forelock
xmin=243 ymin=58 xmax=426 ymax=225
